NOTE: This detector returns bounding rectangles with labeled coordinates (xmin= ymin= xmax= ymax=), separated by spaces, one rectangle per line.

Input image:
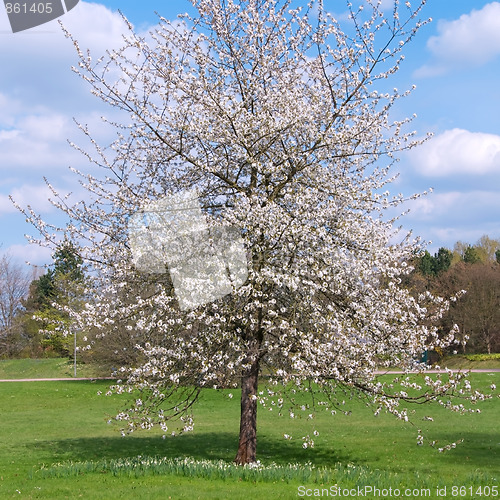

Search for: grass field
xmin=438 ymin=354 xmax=500 ymax=370
xmin=0 ymin=368 xmax=498 ymax=499
xmin=0 ymin=358 xmax=106 ymax=379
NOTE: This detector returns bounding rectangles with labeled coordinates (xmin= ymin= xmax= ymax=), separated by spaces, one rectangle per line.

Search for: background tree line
xmin=0 ymin=242 xmax=85 ymax=359
xmin=0 ymin=241 xmax=146 ymax=370
xmin=406 ymin=235 xmax=500 ymax=355
xmin=1 ymin=235 xmax=499 ymax=361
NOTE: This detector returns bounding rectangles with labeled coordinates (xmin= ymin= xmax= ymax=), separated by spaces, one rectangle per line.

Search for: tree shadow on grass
xmin=428 ymin=430 xmax=500 ymax=474
xmin=33 ymin=431 xmax=352 ymax=468
xmin=31 ymin=430 xmax=500 ymax=480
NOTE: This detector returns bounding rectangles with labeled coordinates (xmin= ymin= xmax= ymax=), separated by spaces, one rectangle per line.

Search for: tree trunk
xmin=234 ymin=355 xmax=259 ymax=464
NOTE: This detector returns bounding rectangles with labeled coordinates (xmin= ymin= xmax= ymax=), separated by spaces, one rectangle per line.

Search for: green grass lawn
xmin=438 ymin=354 xmax=500 ymax=370
xmin=0 ymin=358 xmax=107 ymax=379
xmin=0 ymin=372 xmax=498 ymax=499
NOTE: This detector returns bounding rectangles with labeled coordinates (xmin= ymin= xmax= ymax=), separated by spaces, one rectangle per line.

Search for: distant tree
xmin=463 ymin=246 xmax=482 ymax=265
xmin=418 ymin=250 xmax=435 ymax=276
xmin=434 ymin=247 xmax=453 ymax=274
xmin=0 ymin=255 xmax=35 ymax=357
xmin=496 ymin=249 xmax=500 ymax=265
xmin=439 ymin=263 xmax=500 ymax=354
xmin=453 ymin=241 xmax=469 ymax=260
xmin=408 ymin=238 xmax=499 ymax=355
xmin=476 ymin=235 xmax=500 ymax=262
xmin=453 ymin=236 xmax=499 ymax=264
xmin=0 ymin=255 xmax=32 ymax=332
xmin=21 ymin=241 xmax=85 ymax=357
xmin=416 ymin=247 xmax=452 ymax=277
xmin=23 ymin=270 xmax=56 ymax=313
xmin=51 ymin=243 xmax=85 ymax=283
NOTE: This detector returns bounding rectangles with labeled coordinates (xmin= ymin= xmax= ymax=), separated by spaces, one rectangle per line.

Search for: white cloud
xmin=406 ymin=192 xmax=460 ymax=218
xmin=1 ymin=179 xmax=94 ymax=216
xmin=0 ymin=130 xmax=20 ymax=141
xmin=0 ymin=184 xmax=59 ymax=215
xmin=401 ymin=190 xmax=500 ymax=250
xmin=0 ymin=1 xmax=147 ymax=130
xmin=415 ymin=2 xmax=500 ymax=77
xmin=409 ymin=128 xmax=500 ymax=176
xmin=0 ymin=1 xmax=157 ymax=169
xmin=405 ymin=191 xmax=482 ymax=220
xmin=0 ymin=2 xmax=162 ymax=252
xmin=408 ymin=190 xmax=500 ymax=223
xmin=0 ymin=108 xmax=121 ymax=174
xmin=0 ymin=1 xmax=148 ymax=217
xmin=0 ymin=1 xmax=131 ymax=55
xmin=0 ymin=2 xmax=135 ymax=175
xmin=0 ymin=93 xmax=24 ymax=127
xmin=0 ymin=122 xmax=76 ymax=171
xmin=379 ymin=0 xmax=397 ymax=9
xmin=430 ymin=227 xmax=495 ymax=247
xmin=0 ymin=243 xmax=53 ymax=267
xmin=19 ymin=114 xmax=69 ymax=142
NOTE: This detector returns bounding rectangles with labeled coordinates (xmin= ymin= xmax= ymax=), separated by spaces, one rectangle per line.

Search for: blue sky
xmin=0 ymin=0 xmax=499 ymax=265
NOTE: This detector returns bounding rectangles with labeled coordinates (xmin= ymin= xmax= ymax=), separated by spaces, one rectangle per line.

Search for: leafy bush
xmin=465 ymin=354 xmax=500 ymax=362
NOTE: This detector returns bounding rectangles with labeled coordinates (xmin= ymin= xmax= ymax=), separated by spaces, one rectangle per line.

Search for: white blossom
xmin=16 ymin=0 xmax=485 ymax=464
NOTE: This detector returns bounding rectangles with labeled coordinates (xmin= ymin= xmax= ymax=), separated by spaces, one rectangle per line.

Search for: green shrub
xmin=465 ymin=353 xmax=500 ymax=362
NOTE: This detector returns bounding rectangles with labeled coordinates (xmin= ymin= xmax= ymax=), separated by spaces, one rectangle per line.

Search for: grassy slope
xmin=0 ymin=374 xmax=498 ymax=499
xmin=0 ymin=358 xmax=107 ymax=379
xmin=439 ymin=355 xmax=500 ymax=370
